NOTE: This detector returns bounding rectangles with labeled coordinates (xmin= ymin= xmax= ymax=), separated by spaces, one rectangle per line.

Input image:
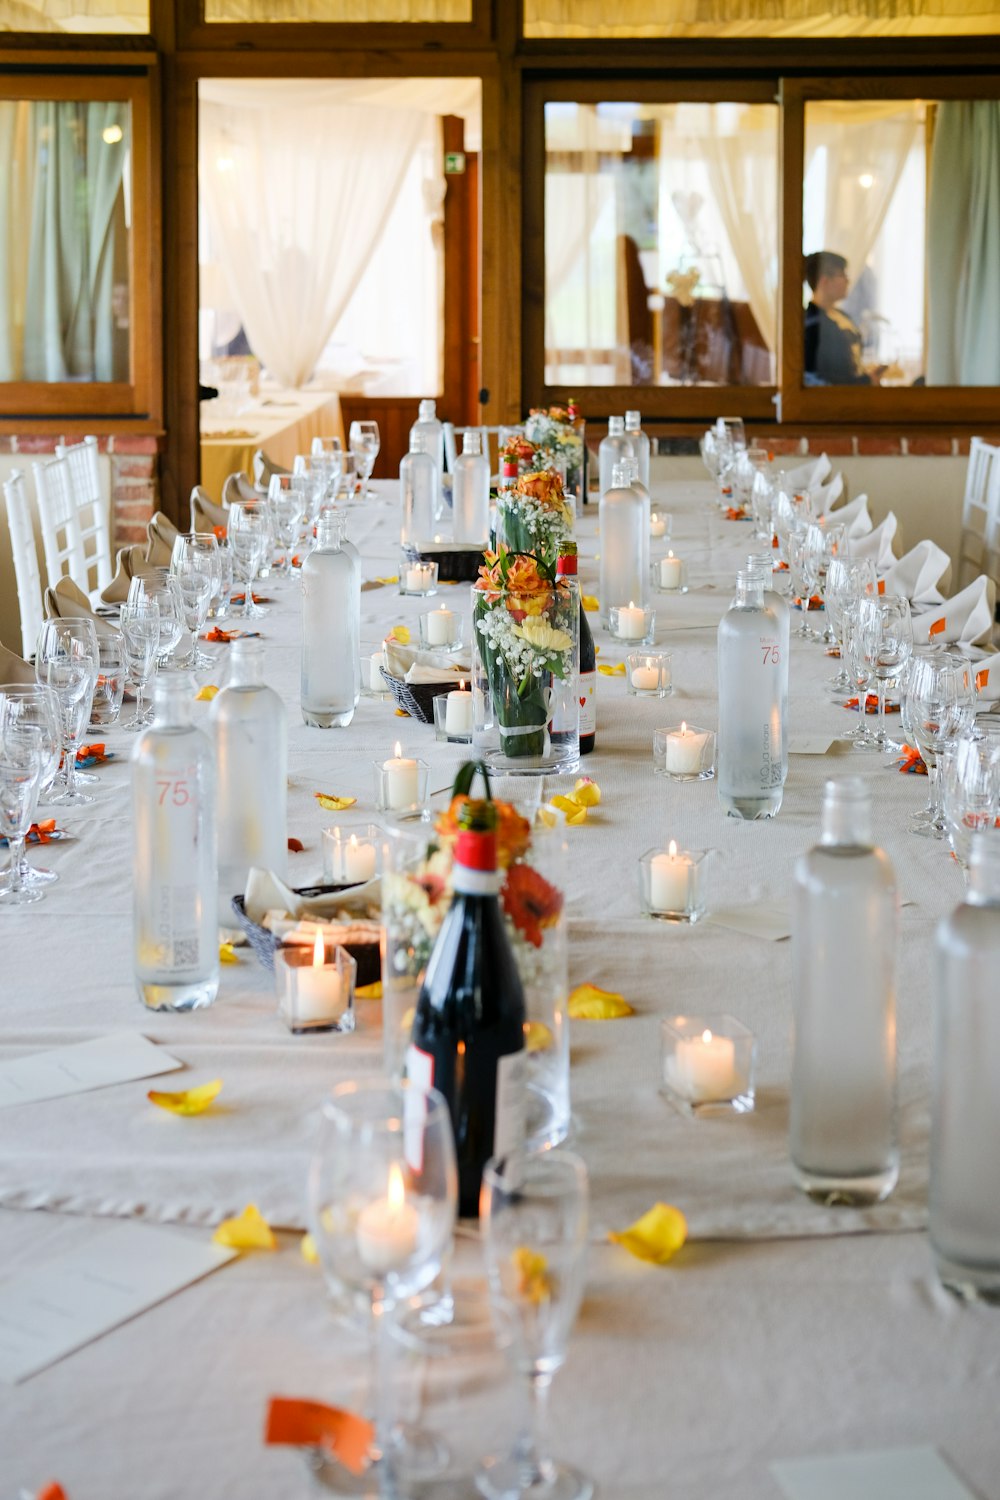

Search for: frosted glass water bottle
xmin=790 ymin=777 xmax=899 ymax=1204
xmin=409 ymin=398 xmax=443 ymax=513
xmin=301 ymin=514 xmax=360 ymax=728
xmin=211 ymin=638 xmax=288 ymax=903
xmin=452 ymin=428 xmax=490 ymax=543
xmin=625 ymin=409 xmax=650 ymax=490
xmin=930 ymin=830 xmax=1000 ymax=1299
xmin=746 ymin=552 xmax=790 ymax=766
xmin=599 ymin=460 xmax=649 ymax=618
xmin=598 ymin=415 xmax=633 ymax=497
xmin=717 ymin=570 xmax=786 ymax=819
xmin=400 ymin=430 xmax=437 ymax=547
xmin=132 ymin=674 xmax=218 ymax=1012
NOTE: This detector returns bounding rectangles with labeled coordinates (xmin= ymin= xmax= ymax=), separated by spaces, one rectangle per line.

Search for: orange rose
xmin=436 ymin=796 xmax=532 ymax=869
xmin=516 ymin=468 xmax=565 ymax=509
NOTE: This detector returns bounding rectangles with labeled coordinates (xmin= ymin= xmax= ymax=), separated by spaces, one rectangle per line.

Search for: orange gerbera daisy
xmin=501 ymin=863 xmax=564 ymax=948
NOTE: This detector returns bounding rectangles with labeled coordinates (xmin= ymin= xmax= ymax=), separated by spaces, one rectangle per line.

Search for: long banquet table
xmin=2 ymin=478 xmax=999 ymax=1500
xmin=200 ymin=385 xmax=345 ymax=503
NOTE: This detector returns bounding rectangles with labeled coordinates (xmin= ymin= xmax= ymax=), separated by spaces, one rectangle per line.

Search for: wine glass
xmin=267 ymin=474 xmax=304 ymax=581
xmin=816 ymin=521 xmax=848 ymax=645
xmin=699 ymin=429 xmax=722 ymax=481
xmin=35 ymin=617 xmax=99 ymax=807
xmin=842 ymin=597 xmax=880 ymax=747
xmin=870 ymin=594 xmax=913 ymax=752
xmin=130 ymin=575 xmax=184 ymax=669
xmin=825 ymin=557 xmax=876 ymax=697
xmin=349 ymin=420 xmax=380 ymax=499
xmin=171 ymin=534 xmax=221 ymax=667
xmin=942 ymin=733 xmax=1000 ymax=870
xmin=0 ymin=701 xmax=46 ymax=908
xmin=89 ymin=630 xmax=127 ymax=728
xmin=903 ymin=652 xmax=975 ymax=837
xmin=749 ymin=467 xmax=775 ymax=542
xmin=311 ymin=435 xmax=344 ymax=502
xmin=787 ymin=523 xmax=824 ymax=641
xmin=307 ymin=1079 xmax=457 ymax=1493
xmin=477 ymin=1148 xmax=592 ymax=1500
xmin=0 ymin=684 xmax=61 ymax=892
xmin=119 ymin=600 xmax=161 ymax=730
xmin=773 ymin=484 xmax=813 ymax=567
xmin=228 ymin=499 xmax=269 ymax=619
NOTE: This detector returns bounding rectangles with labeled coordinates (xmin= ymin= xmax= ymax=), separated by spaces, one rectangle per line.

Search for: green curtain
xmin=927 ymin=100 xmax=1000 ymax=386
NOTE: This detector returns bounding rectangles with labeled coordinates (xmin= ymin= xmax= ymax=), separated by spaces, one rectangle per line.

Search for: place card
xmin=0 ymin=1033 xmax=182 ymax=1110
xmin=788 ymin=734 xmax=853 ymax=755
xmin=0 ymin=1221 xmax=237 ymax=1384
xmin=707 ymin=901 xmax=792 ymax=942
xmin=772 ymin=1446 xmax=977 ymax=1500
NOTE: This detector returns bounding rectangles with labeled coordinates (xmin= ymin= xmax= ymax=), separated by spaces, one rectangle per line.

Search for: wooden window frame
xmin=0 ymin=62 xmax=162 ymax=430
xmin=174 ymin=0 xmax=494 ymax=52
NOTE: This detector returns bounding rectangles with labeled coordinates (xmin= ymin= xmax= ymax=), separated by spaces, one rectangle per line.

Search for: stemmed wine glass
xmin=0 ymin=699 xmax=46 ymax=908
xmin=0 ymin=684 xmax=61 ymax=893
xmin=129 ymin=575 xmax=184 ymax=670
xmin=267 ymin=474 xmax=304 ymax=581
xmin=787 ymin=523 xmax=824 ymax=641
xmin=228 ymin=500 xmax=269 ymax=620
xmin=903 ymin=652 xmax=976 ymax=837
xmin=870 ymin=594 xmax=913 ymax=752
xmin=120 ymin=600 xmax=160 ymax=730
xmin=942 ymin=733 xmax=1000 ymax=870
xmin=349 ymin=420 xmax=380 ymax=500
xmin=311 ymin=435 xmax=344 ymax=503
xmin=171 ymin=534 xmax=221 ymax=667
xmin=35 ymin=617 xmax=99 ymax=807
xmin=477 ymin=1148 xmax=592 ymax=1500
xmin=307 ymin=1079 xmax=457 ymax=1494
xmin=825 ymin=557 xmax=876 ymax=698
xmin=816 ymin=521 xmax=847 ymax=645
xmin=772 ymin=484 xmax=813 ymax=568
xmin=842 ymin=596 xmax=880 ymax=747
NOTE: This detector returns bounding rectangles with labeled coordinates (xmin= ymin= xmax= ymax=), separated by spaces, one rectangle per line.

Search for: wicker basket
xmin=414 ymin=543 xmax=484 ymax=584
xmin=231 ymin=887 xmax=381 ymax=986
xmin=379 ymin=668 xmax=454 ymax=724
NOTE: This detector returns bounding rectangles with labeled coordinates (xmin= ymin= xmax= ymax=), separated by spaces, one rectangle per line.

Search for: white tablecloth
xmin=2 ymin=479 xmax=996 ymax=1500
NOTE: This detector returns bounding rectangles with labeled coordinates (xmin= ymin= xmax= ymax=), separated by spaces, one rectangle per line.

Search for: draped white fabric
xmin=927 ymin=100 xmax=1000 ymax=387
xmin=199 ymin=84 xmax=428 ymax=389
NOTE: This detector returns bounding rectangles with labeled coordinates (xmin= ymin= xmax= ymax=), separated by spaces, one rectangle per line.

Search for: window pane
xmin=0 ymin=99 xmax=132 ymax=384
xmin=803 ymin=99 xmax=1000 ymax=388
xmin=203 ymin=0 xmax=470 ymax=19
xmin=544 ymin=101 xmax=777 ymax=388
xmin=0 ymin=0 xmax=148 ymax=32
xmin=525 ymin=0 xmax=1000 ymax=39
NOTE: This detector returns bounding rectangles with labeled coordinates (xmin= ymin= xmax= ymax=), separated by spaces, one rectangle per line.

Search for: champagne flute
xmin=119 ymin=600 xmax=160 ymax=730
xmin=825 ymin=557 xmax=875 ymax=697
xmin=307 ymin=1079 xmax=457 ymax=1493
xmin=0 ymin=684 xmax=61 ymax=891
xmin=35 ymin=617 xmax=99 ymax=807
xmin=349 ymin=420 xmax=381 ymax=499
xmin=477 ymin=1148 xmax=592 ymax=1500
xmin=816 ymin=521 xmax=848 ymax=644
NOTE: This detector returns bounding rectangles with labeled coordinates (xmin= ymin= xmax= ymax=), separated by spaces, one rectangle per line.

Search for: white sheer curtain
xmin=927 ymin=100 xmax=1000 ymax=386
xmin=544 ymin=106 xmax=620 ymax=378
xmin=199 ymin=82 xmax=428 ymax=389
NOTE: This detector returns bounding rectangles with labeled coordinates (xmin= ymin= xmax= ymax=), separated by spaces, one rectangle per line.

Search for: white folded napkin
xmin=383 ymin=639 xmax=469 ymax=682
xmin=972 ymin=652 xmax=1000 ymax=701
xmin=880 ymin=539 xmax=951 ymax=611
xmin=809 ymin=472 xmax=844 ymax=516
xmin=243 ymin=866 xmax=379 ymax=926
xmin=782 ymin=453 xmax=831 ymax=491
xmin=848 ymin=511 xmax=898 ymax=570
xmin=919 ymin=575 xmax=996 ymax=647
xmin=831 ymin=493 xmax=871 ymax=538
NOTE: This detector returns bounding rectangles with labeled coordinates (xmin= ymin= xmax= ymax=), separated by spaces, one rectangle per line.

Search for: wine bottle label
xmin=404 ymin=1044 xmax=435 ymax=1172
xmin=579 ymin=670 xmax=596 ymax=736
xmin=494 ymin=1050 xmax=527 ymax=1160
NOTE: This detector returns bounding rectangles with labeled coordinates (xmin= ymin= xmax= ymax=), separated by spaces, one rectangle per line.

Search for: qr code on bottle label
xmin=171 ymin=937 xmax=200 ymax=968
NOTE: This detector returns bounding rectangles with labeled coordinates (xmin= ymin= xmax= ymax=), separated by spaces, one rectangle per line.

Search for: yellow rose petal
xmin=512 ymin=1245 xmax=552 ymax=1304
xmin=212 ymin=1203 xmax=277 ymax=1251
xmin=537 ymin=805 xmax=558 ymax=829
xmin=568 ymin=983 xmax=633 ymax=1020
xmin=195 ymin=684 xmax=220 ymax=701
xmin=356 ymin=981 xmax=383 ymax=1000
xmin=219 ymin=942 xmax=240 ymax=965
xmin=571 ymin=777 xmax=601 ymax=807
xmin=388 ymin=625 xmax=411 ymax=645
xmin=301 ymin=1232 xmax=319 ymax=1264
xmin=582 ymin=594 xmax=599 ymax=612
xmin=314 ymin=793 xmax=358 ymax=812
xmin=524 ymin=1020 xmax=553 ymax=1053
xmin=609 ymin=1203 xmax=688 ymax=1264
xmin=375 ymin=576 xmax=398 ymax=585
xmin=550 ymin=795 xmax=588 ymax=826
xmin=148 ymin=1078 xmax=223 ymax=1116
xmin=597 ymin=662 xmax=626 ymax=677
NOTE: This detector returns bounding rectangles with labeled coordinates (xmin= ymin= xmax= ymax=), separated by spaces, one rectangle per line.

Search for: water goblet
xmin=89 ymin=630 xmax=127 ymax=728
xmin=842 ymin=597 xmax=880 ymax=747
xmin=477 ymin=1148 xmax=593 ymax=1500
xmin=120 ymin=600 xmax=160 ymax=730
xmin=311 ymin=435 xmax=344 ymax=502
xmin=349 ymin=420 xmax=380 ymax=499
xmin=267 ymin=473 xmax=304 ymax=580
xmin=904 ymin=652 xmax=975 ymax=837
xmin=871 ymin=594 xmax=913 ymax=752
xmin=172 ymin=534 xmax=221 ymax=666
xmin=0 ymin=707 xmax=45 ymax=908
xmin=227 ymin=499 xmax=269 ymax=619
xmin=130 ymin=575 xmax=184 ymax=668
xmin=773 ymin=483 xmax=813 ymax=568
xmin=35 ymin=617 xmax=99 ymax=807
xmin=942 ymin=733 xmax=1000 ymax=870
xmin=0 ymin=684 xmax=61 ymax=891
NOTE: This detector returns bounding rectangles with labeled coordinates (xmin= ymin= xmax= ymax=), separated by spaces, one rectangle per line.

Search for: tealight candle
xmin=672 ymin=1029 xmax=738 ymax=1102
xmin=384 ymin=742 xmax=419 ymax=809
xmin=650 ymin=512 xmax=667 ymax=539
xmin=275 ymin=933 xmax=356 ymax=1033
xmin=631 ymin=664 xmax=660 ymax=691
xmin=616 ymin=601 xmax=646 ymax=640
xmin=356 ymin=1162 xmax=420 ymax=1275
xmin=445 ymin=682 xmax=473 ymax=736
xmin=666 ymin=721 xmax=710 ymax=775
xmin=424 ymin=607 xmax=456 ymax=646
xmin=369 ymin=650 xmax=385 ymax=692
xmin=659 ymin=552 xmax=684 ymax=590
xmin=405 ymin=562 xmax=434 ymax=593
xmin=341 ymin=833 xmax=377 ymax=885
xmin=649 ymin=840 xmax=693 ymax=914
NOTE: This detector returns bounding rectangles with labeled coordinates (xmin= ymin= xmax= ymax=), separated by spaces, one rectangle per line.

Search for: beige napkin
xmin=145 ymin=511 xmax=179 ymax=567
xmin=190 ymin=486 xmax=228 ymax=533
xmin=920 ymin=575 xmax=996 ymax=647
xmin=222 ymin=471 xmax=261 ymax=508
xmin=383 ymin=638 xmax=470 ymax=683
xmin=101 ymin=545 xmax=161 ymax=605
xmin=848 ymin=511 xmax=898 ymax=570
xmin=252 ymin=449 xmax=290 ymax=489
xmin=0 ymin=643 xmax=37 ymax=685
xmin=43 ymin=577 xmax=118 ymax=638
xmin=881 ymin=540 xmax=951 ymax=611
xmin=243 ymin=866 xmax=379 ymax=926
xmin=782 ymin=453 xmax=831 ymax=491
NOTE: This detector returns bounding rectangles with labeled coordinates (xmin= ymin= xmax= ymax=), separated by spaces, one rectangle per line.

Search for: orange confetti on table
xmin=148 ymin=1079 xmax=223 ymax=1115
xmin=213 ymin=1203 xmax=277 ymax=1251
xmin=36 ymin=1485 xmax=68 ymax=1500
xmin=265 ymin=1398 xmax=375 ymax=1476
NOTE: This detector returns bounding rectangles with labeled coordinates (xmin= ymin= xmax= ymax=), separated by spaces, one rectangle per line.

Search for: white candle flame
xmin=312 ymin=931 xmax=324 ymax=969
xmin=702 ymin=1029 xmax=713 ymax=1045
xmin=394 ymin=740 xmax=402 ymax=758
xmin=388 ymin=1162 xmax=405 ymax=1211
xmin=668 ymin=839 xmax=678 ymax=858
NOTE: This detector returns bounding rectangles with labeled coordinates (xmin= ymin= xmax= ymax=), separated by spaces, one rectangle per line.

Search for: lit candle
xmin=355 ymin=1162 xmax=420 ymax=1275
xmin=666 ymin=721 xmax=710 ymax=775
xmin=631 ymin=663 xmax=661 ymax=691
xmin=424 ymin=607 xmax=456 ymax=646
xmin=616 ymin=601 xmax=646 ymax=640
xmin=406 ymin=563 xmax=433 ymax=592
xmin=650 ymin=512 xmax=667 ymax=538
xmin=659 ymin=552 xmax=684 ymax=590
xmin=341 ymin=833 xmax=377 ymax=884
xmin=649 ymin=840 xmax=693 ymax=914
xmin=671 ymin=1028 xmax=737 ymax=1102
xmin=369 ymin=650 xmax=385 ymax=692
xmin=281 ymin=932 xmax=343 ymax=1024
xmin=384 ymin=741 xmax=419 ymax=809
xmin=445 ymin=681 xmax=473 ymax=736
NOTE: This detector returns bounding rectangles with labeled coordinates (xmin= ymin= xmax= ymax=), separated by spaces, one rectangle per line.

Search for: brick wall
xmin=0 ymin=433 xmax=160 ymax=550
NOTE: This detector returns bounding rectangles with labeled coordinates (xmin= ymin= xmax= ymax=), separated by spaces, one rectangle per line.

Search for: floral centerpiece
xmin=473 ymin=546 xmax=578 ymax=764
xmin=500 ymin=433 xmax=539 ymax=472
xmin=524 ymin=402 xmax=585 ymax=502
xmin=494 ymin=467 xmax=576 ymax=558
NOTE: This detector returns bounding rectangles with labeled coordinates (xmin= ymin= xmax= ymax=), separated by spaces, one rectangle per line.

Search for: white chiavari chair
xmin=55 ymin=435 xmax=112 ymax=600
xmin=957 ymin=437 xmax=1000 ymax=591
xmin=32 ymin=452 xmax=89 ymax=600
xmin=2 ymin=468 xmax=44 ymax=659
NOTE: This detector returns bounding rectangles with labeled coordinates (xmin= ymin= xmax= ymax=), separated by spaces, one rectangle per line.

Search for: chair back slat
xmin=3 ymin=468 xmax=44 ymax=659
xmin=55 ymin=435 xmax=112 ymax=598
xmin=33 ymin=453 xmax=88 ymax=595
xmin=958 ymin=437 xmax=1000 ymax=591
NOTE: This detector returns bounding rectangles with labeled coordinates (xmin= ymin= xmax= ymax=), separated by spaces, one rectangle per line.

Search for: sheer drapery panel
xmin=524 ymin=0 xmax=1000 ymax=37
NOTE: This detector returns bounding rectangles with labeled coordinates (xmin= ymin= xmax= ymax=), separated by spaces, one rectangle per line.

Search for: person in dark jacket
xmin=804 ymin=250 xmax=885 ymax=386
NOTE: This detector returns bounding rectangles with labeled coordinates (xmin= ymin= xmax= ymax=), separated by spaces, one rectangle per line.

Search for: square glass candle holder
xmin=650 ymin=552 xmax=688 ymax=594
xmin=418 ymin=606 xmax=463 ymax=652
xmin=653 ymin=723 xmax=716 ymax=781
xmin=433 ymin=687 xmax=474 ymax=743
xmin=608 ymin=603 xmax=655 ymax=646
xmin=276 ymin=940 xmax=357 ymax=1035
xmin=660 ymin=1014 xmax=756 ymax=1115
xmin=362 ymin=649 xmax=389 ymax=698
xmin=373 ymin=753 xmax=430 ymax=817
xmin=639 ymin=843 xmax=710 ymax=923
xmin=649 ymin=510 xmax=673 ymax=541
xmin=398 ymin=556 xmax=439 ymax=597
xmin=322 ymin=822 xmax=382 ymax=885
xmin=627 ymin=652 xmax=672 ymax=698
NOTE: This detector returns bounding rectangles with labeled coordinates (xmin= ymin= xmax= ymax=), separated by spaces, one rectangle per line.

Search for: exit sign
xmin=444 ymin=151 xmax=466 ymax=175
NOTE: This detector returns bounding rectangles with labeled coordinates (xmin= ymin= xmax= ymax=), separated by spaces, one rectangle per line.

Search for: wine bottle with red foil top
xmin=408 ymin=768 xmax=526 ymax=1217
xmin=557 ymin=547 xmax=595 ymax=756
